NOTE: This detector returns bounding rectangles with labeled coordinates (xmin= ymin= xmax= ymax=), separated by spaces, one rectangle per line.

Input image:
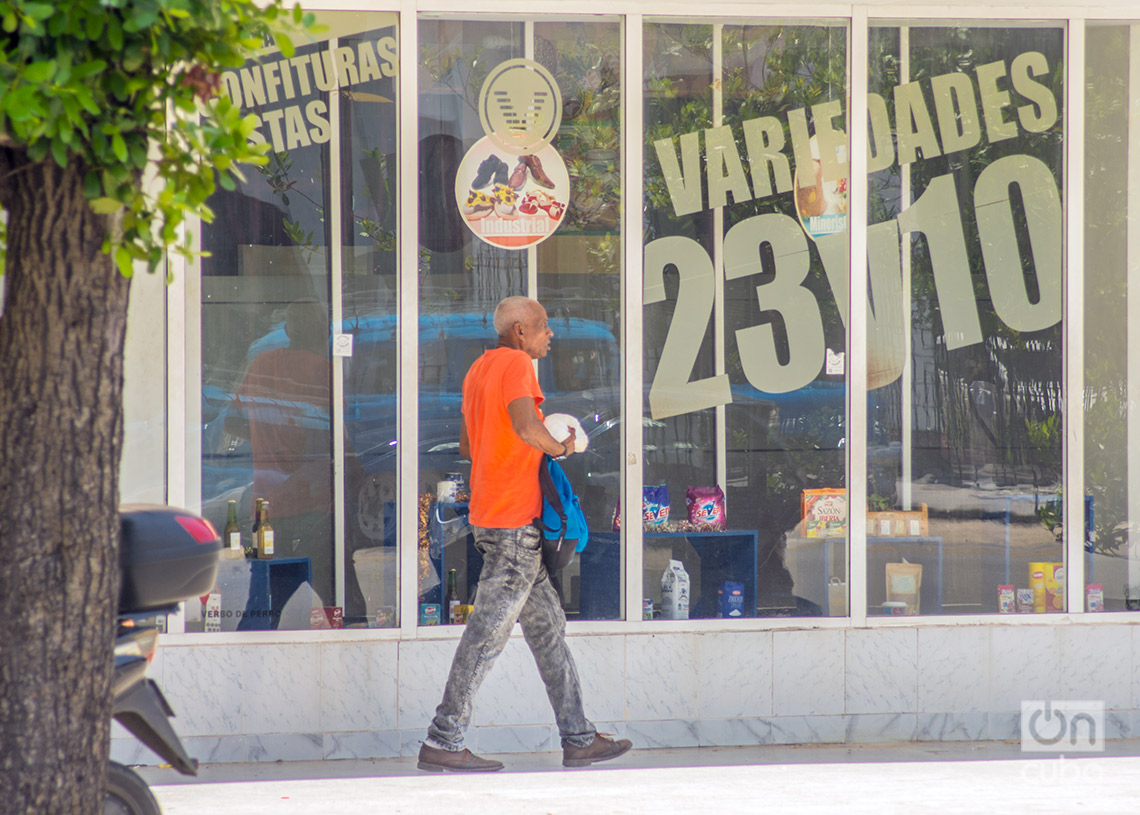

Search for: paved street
xmin=141 ymin=739 xmax=1140 ymax=814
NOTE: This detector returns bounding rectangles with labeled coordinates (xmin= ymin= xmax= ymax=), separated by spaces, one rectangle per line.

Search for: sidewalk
xmin=142 ymin=739 xmax=1140 ymax=814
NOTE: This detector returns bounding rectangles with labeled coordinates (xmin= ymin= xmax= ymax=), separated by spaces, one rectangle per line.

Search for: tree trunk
xmin=0 ymin=153 xmax=131 ymax=814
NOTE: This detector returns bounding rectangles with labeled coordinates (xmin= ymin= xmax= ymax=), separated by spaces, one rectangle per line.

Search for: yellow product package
xmin=1029 ymin=562 xmax=1064 ymax=612
xmin=801 ymin=488 xmax=847 ymax=538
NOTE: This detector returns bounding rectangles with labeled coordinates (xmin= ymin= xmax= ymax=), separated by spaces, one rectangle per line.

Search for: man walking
xmin=418 ymin=296 xmax=632 ymax=773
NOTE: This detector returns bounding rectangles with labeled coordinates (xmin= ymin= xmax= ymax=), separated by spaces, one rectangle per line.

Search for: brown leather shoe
xmin=417 ymin=743 xmax=504 ymax=773
xmin=508 ymin=159 xmax=529 ymax=189
xmin=523 ymin=153 xmax=555 ymax=189
xmin=562 ymin=733 xmax=633 ymax=768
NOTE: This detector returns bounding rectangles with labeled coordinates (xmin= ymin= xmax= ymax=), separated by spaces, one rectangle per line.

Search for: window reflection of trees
xmin=868 ymin=26 xmax=1065 ymax=503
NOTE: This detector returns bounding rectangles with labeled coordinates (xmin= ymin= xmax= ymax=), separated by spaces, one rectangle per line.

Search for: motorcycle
xmin=106 ymin=505 xmax=222 ymax=815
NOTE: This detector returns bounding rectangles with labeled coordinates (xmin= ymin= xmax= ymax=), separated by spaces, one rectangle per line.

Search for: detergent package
xmin=686 ymin=485 xmax=726 ymax=529
xmin=643 ymin=485 xmax=670 ymax=527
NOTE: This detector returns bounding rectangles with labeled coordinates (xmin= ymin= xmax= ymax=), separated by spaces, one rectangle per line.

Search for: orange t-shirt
xmin=462 ymin=347 xmax=544 ymax=528
xmin=237 ymin=347 xmax=331 ymax=514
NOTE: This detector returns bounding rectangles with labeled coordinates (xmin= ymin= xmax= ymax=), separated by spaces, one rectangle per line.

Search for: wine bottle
xmin=223 ymin=499 xmax=242 ymax=557
xmin=247 ymin=498 xmax=263 ymax=560
xmin=257 ymin=500 xmax=275 ymax=559
xmin=445 ymin=569 xmax=459 ymax=624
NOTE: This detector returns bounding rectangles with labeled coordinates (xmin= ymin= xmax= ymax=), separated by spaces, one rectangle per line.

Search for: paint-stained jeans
xmin=426 ymin=524 xmax=596 ymax=751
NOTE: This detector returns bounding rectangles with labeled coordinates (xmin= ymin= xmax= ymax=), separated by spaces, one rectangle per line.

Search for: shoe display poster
xmin=454 ymin=58 xmax=570 ymax=249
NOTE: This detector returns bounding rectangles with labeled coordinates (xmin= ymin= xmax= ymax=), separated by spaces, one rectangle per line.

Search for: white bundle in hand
xmin=543 ymin=413 xmax=588 ymax=453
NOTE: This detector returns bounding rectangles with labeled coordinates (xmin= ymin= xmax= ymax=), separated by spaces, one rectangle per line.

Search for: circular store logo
xmin=456 ymin=58 xmax=568 ymax=250
xmin=478 ymin=58 xmax=562 ymax=155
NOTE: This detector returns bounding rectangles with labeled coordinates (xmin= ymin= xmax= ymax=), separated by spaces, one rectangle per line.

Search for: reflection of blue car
xmin=200 ymin=312 xmax=623 ymax=542
xmin=201 ymin=309 xmax=868 ymax=541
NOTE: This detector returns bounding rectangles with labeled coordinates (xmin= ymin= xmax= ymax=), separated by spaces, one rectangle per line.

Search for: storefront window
xmin=865 ymin=24 xmax=1065 ymax=615
xmin=1084 ymin=23 xmax=1139 ymax=612
xmin=416 ymin=19 xmax=622 ymax=623
xmin=168 ymin=8 xmax=1133 ymax=637
xmin=195 ymin=12 xmax=399 ymax=632
xmin=642 ymin=22 xmax=849 ymax=621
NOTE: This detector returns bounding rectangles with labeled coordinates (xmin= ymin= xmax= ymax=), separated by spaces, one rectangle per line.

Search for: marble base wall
xmin=111 ymin=623 xmax=1140 ymax=764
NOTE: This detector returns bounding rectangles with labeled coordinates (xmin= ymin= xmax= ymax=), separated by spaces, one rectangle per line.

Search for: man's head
xmin=285 ymin=299 xmax=327 ymax=353
xmin=493 ymin=296 xmax=552 ymax=359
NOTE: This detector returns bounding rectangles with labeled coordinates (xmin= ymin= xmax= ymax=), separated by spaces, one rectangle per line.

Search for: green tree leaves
xmin=0 ymin=0 xmax=320 ymax=276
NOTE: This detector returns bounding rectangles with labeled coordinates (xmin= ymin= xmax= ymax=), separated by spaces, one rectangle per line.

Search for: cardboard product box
xmin=310 ymin=606 xmax=344 ymax=629
xmin=643 ymin=540 xmax=701 ymax=608
xmin=828 ymin=577 xmax=847 ymax=616
xmin=801 ymin=488 xmax=848 ymax=538
xmin=1029 ymin=562 xmax=1064 ymax=612
xmin=867 ymin=503 xmax=929 ymax=537
xmin=885 ymin=561 xmax=923 ymax=615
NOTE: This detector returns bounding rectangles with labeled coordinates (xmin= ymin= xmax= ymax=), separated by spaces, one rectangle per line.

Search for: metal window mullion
xmin=398 ymin=4 xmax=421 ymax=637
xmin=526 ymin=21 xmax=539 ymax=303
xmin=713 ymin=25 xmax=727 ymax=495
xmin=1128 ymin=25 xmax=1140 ymax=603
xmin=900 ymin=25 xmax=913 ymax=511
xmin=169 ymin=184 xmax=203 ymax=636
xmin=848 ymin=7 xmax=870 ymax=626
xmin=168 ymin=242 xmax=189 ymax=514
xmin=182 ymin=267 xmax=203 ymax=518
xmin=166 ymin=229 xmax=191 ymax=636
xmin=1065 ymin=19 xmax=1086 ymax=615
xmin=328 ymin=43 xmax=347 ymax=611
xmin=623 ymin=14 xmax=644 ymax=624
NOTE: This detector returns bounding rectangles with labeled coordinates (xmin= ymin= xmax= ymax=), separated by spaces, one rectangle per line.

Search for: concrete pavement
xmin=141 ymin=739 xmax=1140 ymax=814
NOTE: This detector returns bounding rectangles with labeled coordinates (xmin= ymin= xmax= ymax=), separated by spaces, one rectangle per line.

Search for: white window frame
xmin=163 ymin=1 xmax=1140 ymax=644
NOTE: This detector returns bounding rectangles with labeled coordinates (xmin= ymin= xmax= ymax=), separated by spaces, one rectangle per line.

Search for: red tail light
xmin=175 ymin=515 xmax=219 ymax=544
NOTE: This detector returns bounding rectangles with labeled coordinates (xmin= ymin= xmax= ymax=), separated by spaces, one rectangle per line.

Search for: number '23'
xmin=645 ymin=154 xmax=1062 ymax=421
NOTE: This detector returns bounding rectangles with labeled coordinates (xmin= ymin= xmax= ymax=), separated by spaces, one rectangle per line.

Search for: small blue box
xmin=419 ymin=603 xmax=441 ymax=625
xmin=717 ymin=581 xmax=744 ymax=618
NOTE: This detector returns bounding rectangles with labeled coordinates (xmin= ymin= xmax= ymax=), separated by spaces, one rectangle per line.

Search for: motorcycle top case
xmin=119 ymin=504 xmax=221 ymax=613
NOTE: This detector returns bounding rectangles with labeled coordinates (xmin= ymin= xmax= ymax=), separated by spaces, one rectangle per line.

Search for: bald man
xmin=418 ymin=296 xmax=632 ymax=773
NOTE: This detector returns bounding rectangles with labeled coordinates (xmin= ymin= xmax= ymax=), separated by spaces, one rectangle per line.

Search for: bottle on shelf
xmin=256 ymin=500 xmax=275 ymax=559
xmin=247 ymin=499 xmax=263 ymax=560
xmin=445 ymin=568 xmax=459 ymax=624
xmin=222 ymin=499 xmax=243 ymax=559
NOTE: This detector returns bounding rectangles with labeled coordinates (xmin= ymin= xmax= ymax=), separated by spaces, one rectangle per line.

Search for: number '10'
xmin=644 ymin=153 xmax=1063 ymax=421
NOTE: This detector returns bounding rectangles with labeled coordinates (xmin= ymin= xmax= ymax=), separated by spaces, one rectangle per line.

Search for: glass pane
xmin=340 ymin=18 xmax=401 ymax=629
xmin=1084 ymin=24 xmax=1139 ymax=612
xmin=866 ymin=24 xmax=1065 ymax=616
xmin=417 ymin=19 xmax=623 ymax=624
xmin=196 ymin=13 xmax=398 ymax=632
xmin=642 ymin=21 xmax=849 ymax=621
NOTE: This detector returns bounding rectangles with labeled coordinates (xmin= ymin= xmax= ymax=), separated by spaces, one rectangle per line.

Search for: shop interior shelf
xmin=215 ymin=556 xmax=313 ymax=631
xmin=786 ymin=535 xmax=943 ymax=615
xmin=579 ymin=530 xmax=758 ymax=620
xmin=424 ymin=502 xmax=480 ymax=607
xmin=424 ymin=504 xmax=758 ymax=620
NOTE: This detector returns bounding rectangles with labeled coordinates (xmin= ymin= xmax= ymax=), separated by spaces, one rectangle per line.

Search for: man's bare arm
xmin=506 ymin=397 xmax=575 ymax=457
